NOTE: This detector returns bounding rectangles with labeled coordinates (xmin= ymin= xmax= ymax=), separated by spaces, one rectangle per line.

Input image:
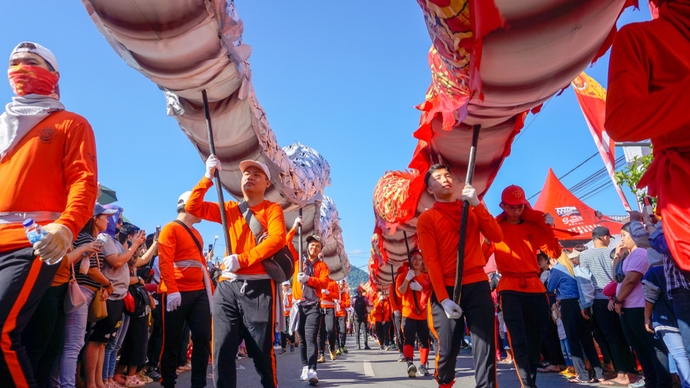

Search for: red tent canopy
xmin=534 ymin=168 xmax=623 ymax=240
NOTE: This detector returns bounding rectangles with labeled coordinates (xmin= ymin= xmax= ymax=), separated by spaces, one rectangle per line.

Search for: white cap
xmin=10 ymin=42 xmax=58 ymax=72
xmin=239 ymin=160 xmax=271 ymax=181
xmin=177 ymin=191 xmax=192 ymax=211
xmin=282 ymin=281 xmax=291 ymax=286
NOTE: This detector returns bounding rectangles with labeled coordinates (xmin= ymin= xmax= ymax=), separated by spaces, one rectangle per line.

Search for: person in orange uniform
xmin=158 ymin=192 xmax=212 ymax=388
xmin=373 ymin=291 xmax=392 ymax=350
xmin=396 ymin=250 xmax=432 ymax=378
xmin=389 ymin=275 xmax=405 ymax=362
xmin=317 ymin=276 xmax=339 ymax=361
xmin=185 ymin=157 xmax=286 ymax=388
xmin=417 ymin=164 xmax=504 ymax=388
xmin=605 ymin=0 xmax=690 ymax=273
xmin=488 ymin=185 xmax=561 ymax=388
xmin=280 ymin=281 xmax=295 ymax=354
xmin=293 ymin=234 xmax=331 ymax=385
xmin=0 ymin=41 xmax=98 ymax=387
xmin=335 ymin=280 xmax=351 ymax=355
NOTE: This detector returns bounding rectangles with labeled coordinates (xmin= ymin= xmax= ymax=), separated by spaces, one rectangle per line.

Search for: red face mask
xmin=7 ymin=64 xmax=59 ymax=97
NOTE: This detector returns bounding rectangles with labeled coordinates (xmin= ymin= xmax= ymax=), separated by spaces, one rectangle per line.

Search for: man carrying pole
xmin=185 ymin=155 xmax=286 ymax=388
xmin=487 ymin=185 xmax=561 ymax=388
xmin=417 ymin=163 xmax=503 ymax=388
xmin=335 ymin=280 xmax=351 ymax=355
xmin=293 ymin=233 xmax=331 ymax=385
xmin=389 ymin=265 xmax=405 ymax=362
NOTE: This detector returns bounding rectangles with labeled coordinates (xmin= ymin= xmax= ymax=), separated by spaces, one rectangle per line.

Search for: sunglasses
xmin=117 ymin=219 xmax=124 ymax=224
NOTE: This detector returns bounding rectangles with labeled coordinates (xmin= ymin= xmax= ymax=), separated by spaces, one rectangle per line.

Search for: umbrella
xmin=98 ymin=185 xmax=118 ymax=205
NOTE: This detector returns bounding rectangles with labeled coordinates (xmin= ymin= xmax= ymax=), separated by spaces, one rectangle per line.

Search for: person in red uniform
xmin=389 ymin=275 xmax=405 ymax=362
xmin=158 ymin=192 xmax=212 ymax=388
xmin=395 ymin=250 xmax=432 ymax=378
xmin=317 ymin=276 xmax=339 ymax=361
xmin=417 ymin=164 xmax=504 ymax=388
xmin=373 ymin=291 xmax=392 ymax=350
xmin=487 ymin=185 xmax=561 ymax=388
xmin=279 ymin=281 xmax=295 ymax=354
xmin=293 ymin=234 xmax=331 ymax=385
xmin=185 ymin=157 xmax=286 ymax=388
xmin=0 ymin=41 xmax=98 ymax=387
xmin=335 ymin=280 xmax=351 ymax=355
xmin=605 ymin=0 xmax=690 ymax=273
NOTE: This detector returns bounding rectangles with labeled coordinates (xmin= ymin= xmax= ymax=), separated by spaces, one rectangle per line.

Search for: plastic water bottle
xmin=23 ymin=219 xmax=47 ymax=244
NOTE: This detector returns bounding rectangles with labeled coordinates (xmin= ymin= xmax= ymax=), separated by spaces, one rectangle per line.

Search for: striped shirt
xmin=72 ymin=232 xmax=104 ymax=290
xmin=579 ymin=246 xmax=615 ymax=299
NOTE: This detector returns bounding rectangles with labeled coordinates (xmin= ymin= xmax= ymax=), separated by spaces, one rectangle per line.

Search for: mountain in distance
xmin=346 ymin=266 xmax=369 ymax=296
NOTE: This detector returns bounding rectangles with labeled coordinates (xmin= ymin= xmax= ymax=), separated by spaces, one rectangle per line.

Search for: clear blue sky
xmin=1 ymin=2 xmax=651 ymax=269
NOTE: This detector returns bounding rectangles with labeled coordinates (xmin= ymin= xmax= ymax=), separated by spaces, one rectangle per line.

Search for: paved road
xmin=152 ymin=334 xmax=576 ymax=387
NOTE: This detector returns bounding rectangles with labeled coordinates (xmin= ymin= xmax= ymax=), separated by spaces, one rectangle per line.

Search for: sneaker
xmin=136 ymin=371 xmax=153 ymax=384
xmin=308 ymin=369 xmax=319 ymax=385
xmin=145 ymin=368 xmax=161 ymax=381
xmin=380 ymin=345 xmax=385 ymax=350
xmin=342 ymin=346 xmax=348 ymax=354
xmin=397 ymin=354 xmax=405 ymax=362
xmin=329 ymin=349 xmax=337 ymax=360
xmin=290 ymin=344 xmax=295 ymax=352
xmin=628 ymin=378 xmax=645 ymax=388
xmin=385 ymin=345 xmax=392 ymax=351
xmin=336 ymin=348 xmax=341 ymax=356
xmin=125 ymin=376 xmax=145 ymax=387
xmin=407 ymin=362 xmax=418 ymax=378
xmin=279 ymin=349 xmax=286 ymax=354
xmin=418 ymin=364 xmax=430 ymax=376
xmin=317 ymin=354 xmax=326 ymax=363
xmin=364 ymin=345 xmax=371 ymax=350
xmin=300 ymin=366 xmax=309 ymax=381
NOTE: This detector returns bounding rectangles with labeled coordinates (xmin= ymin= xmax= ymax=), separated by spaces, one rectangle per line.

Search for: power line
xmin=527 ymin=151 xmax=599 ymax=200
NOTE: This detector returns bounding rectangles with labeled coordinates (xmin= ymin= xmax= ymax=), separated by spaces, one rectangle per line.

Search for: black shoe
xmin=146 ymin=367 xmax=162 ymax=381
xmin=364 ymin=346 xmax=371 ymax=350
xmin=357 ymin=345 xmax=361 ymax=350
xmin=407 ymin=362 xmax=417 ymax=378
xmin=418 ymin=364 xmax=430 ymax=376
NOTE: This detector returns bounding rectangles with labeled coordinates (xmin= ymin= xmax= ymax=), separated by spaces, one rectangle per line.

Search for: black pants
xmin=591 ymin=298 xmax=636 ymax=374
xmin=147 ymin=293 xmax=163 ymax=368
xmin=499 ymin=291 xmax=549 ymax=388
xmin=560 ymin=299 xmax=603 ymax=379
xmin=22 ymin=282 xmax=67 ymax=388
xmin=354 ymin=316 xmax=368 ymax=347
xmin=431 ymin=282 xmax=496 ymax=388
xmin=0 ymin=247 xmax=60 ymax=388
xmin=620 ymin=307 xmax=671 ymax=388
xmin=393 ymin=311 xmax=404 ymax=354
xmin=178 ymin=322 xmax=190 ymax=367
xmin=542 ymin=293 xmax=565 ymax=367
xmin=402 ymin=317 xmax=430 ymax=362
xmin=213 ymin=279 xmax=276 ymax=388
xmin=337 ymin=316 xmax=347 ymax=348
xmin=375 ymin=321 xmax=391 ymax=346
xmin=161 ymin=289 xmax=211 ymax=388
xmin=120 ymin=315 xmax=150 ymax=367
xmin=297 ymin=303 xmax=321 ymax=370
xmin=280 ymin=316 xmax=294 ymax=348
xmin=318 ymin=308 xmax=336 ymax=353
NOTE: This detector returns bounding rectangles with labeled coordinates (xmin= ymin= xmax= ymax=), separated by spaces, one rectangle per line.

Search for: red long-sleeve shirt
xmin=158 ymin=221 xmax=207 ymax=293
xmin=185 ymin=177 xmax=285 ymax=276
xmin=417 ymin=202 xmax=503 ymax=302
xmin=336 ymin=291 xmax=350 ymax=317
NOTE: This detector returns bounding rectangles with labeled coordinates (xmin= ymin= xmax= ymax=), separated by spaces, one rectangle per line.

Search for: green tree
xmin=614 ymin=152 xmax=655 ymax=206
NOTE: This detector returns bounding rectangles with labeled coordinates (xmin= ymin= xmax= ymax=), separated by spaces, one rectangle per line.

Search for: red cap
xmin=501 ymin=185 xmax=529 ymax=206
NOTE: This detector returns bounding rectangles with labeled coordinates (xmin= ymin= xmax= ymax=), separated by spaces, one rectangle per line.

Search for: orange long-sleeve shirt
xmin=491 ymin=218 xmax=561 ymax=293
xmin=158 ymin=221 xmax=207 ymax=293
xmin=292 ymin=255 xmax=331 ymax=301
xmin=417 ymin=202 xmax=503 ymax=302
xmin=284 ymin=292 xmax=293 ymax=317
xmin=395 ymin=271 xmax=430 ymax=320
xmin=286 ymin=227 xmax=298 ymax=262
xmin=336 ymin=291 xmax=350 ymax=317
xmin=0 ymin=111 xmax=98 ymax=253
xmin=373 ymin=297 xmax=391 ymax=322
xmin=320 ymin=279 xmax=339 ymax=309
xmin=389 ymin=282 xmax=401 ymax=313
xmin=185 ymin=177 xmax=286 ymax=276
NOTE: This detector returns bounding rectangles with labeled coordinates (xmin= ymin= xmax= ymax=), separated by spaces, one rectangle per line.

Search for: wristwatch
xmin=614 ymin=296 xmax=624 ymax=304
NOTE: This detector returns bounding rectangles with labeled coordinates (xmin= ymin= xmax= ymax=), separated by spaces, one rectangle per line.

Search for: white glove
xmin=166 ymin=292 xmax=182 ymax=312
xmin=440 ymin=298 xmax=463 ymax=319
xmin=293 ymin=216 xmax=302 ymax=230
xmin=461 ymin=185 xmax=480 ymax=207
xmin=409 ymin=281 xmax=423 ymax=292
xmin=405 ymin=269 xmax=416 ymax=281
xmin=297 ymin=272 xmax=310 ymax=284
xmin=544 ymin=213 xmax=555 ymax=227
xmin=223 ymin=254 xmax=240 ymax=273
xmin=34 ymin=223 xmax=73 ymax=265
xmin=204 ymin=155 xmax=222 ymax=179
xmin=379 ymin=295 xmax=385 ymax=302
xmin=321 ymin=289 xmax=330 ymax=296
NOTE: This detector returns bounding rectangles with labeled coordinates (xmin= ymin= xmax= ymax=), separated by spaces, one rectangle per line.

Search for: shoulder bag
xmin=64 ymin=263 xmax=86 ymax=314
xmin=88 ymin=246 xmax=108 ymax=322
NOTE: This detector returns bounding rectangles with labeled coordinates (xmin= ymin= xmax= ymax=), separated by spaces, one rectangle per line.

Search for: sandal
xmin=538 ymin=365 xmax=561 ymax=373
xmin=568 ymin=377 xmax=594 ymax=384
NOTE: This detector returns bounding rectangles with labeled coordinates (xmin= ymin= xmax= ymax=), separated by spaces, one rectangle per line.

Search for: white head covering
xmin=10 ymin=42 xmax=58 ymax=72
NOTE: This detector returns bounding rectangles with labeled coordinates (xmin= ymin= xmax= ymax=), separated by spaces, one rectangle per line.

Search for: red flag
xmin=572 ymin=72 xmax=632 ymax=212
